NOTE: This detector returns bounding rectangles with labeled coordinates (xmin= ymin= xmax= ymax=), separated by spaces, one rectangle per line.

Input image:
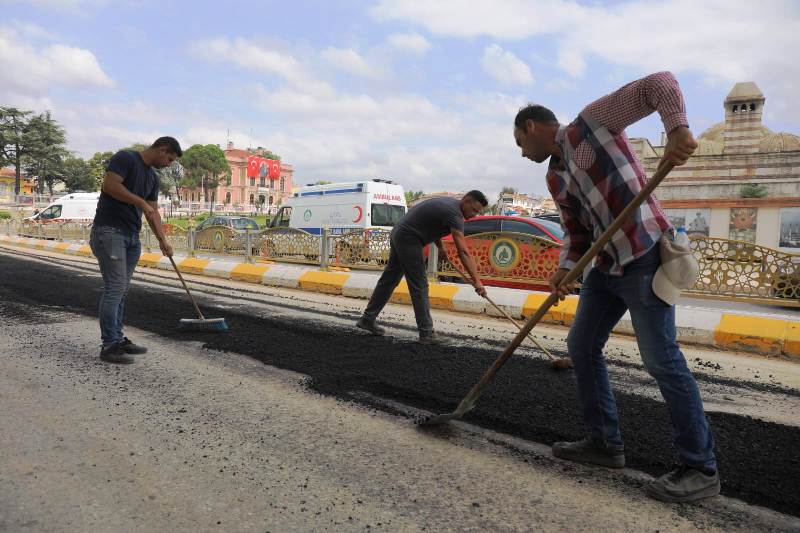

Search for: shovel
xmin=420 ymin=160 xmax=675 ymax=426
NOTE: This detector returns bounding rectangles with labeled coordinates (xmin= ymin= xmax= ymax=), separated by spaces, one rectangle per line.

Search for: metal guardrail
xmin=688 ymin=237 xmax=800 ymax=305
xmin=4 ymin=219 xmax=799 ymax=306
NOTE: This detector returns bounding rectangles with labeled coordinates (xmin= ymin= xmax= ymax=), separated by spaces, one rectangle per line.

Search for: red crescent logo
xmin=352 ymin=205 xmax=363 ymax=223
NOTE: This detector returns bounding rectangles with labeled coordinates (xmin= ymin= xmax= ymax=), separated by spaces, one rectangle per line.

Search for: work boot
xmin=99 ymin=343 xmax=135 ymax=364
xmin=552 ymin=437 xmax=625 ymax=468
xmin=356 ymin=317 xmax=385 ymax=336
xmin=120 ymin=337 xmax=148 ymax=354
xmin=418 ymin=331 xmax=448 ymax=345
xmin=645 ymin=465 xmax=720 ymax=503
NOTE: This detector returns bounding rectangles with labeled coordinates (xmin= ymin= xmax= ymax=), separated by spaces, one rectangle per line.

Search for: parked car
xmin=194 ymin=216 xmax=261 ymax=254
xmin=195 ymin=216 xmax=260 ymax=232
xmin=438 ymin=215 xmax=565 ymax=291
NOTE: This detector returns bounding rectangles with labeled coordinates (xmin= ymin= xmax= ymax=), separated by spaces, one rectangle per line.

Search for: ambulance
xmin=26 ymin=192 xmax=100 ymax=222
xmin=269 ymin=179 xmax=407 ymax=234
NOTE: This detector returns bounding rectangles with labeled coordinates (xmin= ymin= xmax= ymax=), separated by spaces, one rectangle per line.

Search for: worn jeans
xmin=362 ymin=230 xmax=433 ymax=333
xmin=89 ymin=225 xmax=141 ymax=347
xmin=568 ymin=246 xmax=717 ymax=471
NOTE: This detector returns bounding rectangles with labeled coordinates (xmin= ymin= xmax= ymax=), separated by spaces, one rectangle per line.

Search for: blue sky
xmin=1 ymin=0 xmax=798 ymax=198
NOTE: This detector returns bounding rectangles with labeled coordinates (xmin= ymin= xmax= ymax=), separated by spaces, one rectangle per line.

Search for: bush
xmin=0 ymin=211 xmax=11 ymax=220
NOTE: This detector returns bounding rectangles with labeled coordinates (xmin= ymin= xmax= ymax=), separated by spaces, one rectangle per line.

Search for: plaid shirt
xmin=547 ymin=71 xmax=686 ymax=275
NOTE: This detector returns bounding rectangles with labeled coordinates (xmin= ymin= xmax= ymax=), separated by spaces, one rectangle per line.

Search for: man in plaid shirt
xmin=513 ymin=72 xmax=719 ymax=503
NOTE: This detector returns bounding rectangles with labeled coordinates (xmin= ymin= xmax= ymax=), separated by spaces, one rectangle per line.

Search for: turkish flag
xmin=268 ymin=159 xmax=280 ymax=179
xmin=247 ymin=156 xmax=259 ymax=178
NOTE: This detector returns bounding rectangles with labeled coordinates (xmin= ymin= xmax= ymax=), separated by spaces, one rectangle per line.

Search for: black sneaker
xmin=356 ymin=317 xmax=385 ymax=336
xmin=120 ymin=337 xmax=147 ymax=354
xmin=552 ymin=437 xmax=625 ymax=468
xmin=418 ymin=331 xmax=448 ymax=345
xmin=99 ymin=343 xmax=135 ymax=364
xmin=646 ymin=465 xmax=720 ymax=503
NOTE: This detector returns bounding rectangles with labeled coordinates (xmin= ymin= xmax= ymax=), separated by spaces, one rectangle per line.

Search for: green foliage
xmin=88 ymin=151 xmax=113 ymax=189
xmin=180 ymin=144 xmax=231 ymax=213
xmin=254 ymin=147 xmax=280 ymax=160
xmin=21 ymin=111 xmax=69 ymax=194
xmin=740 ymin=183 xmax=768 ymax=198
xmin=61 ymin=156 xmax=97 ymax=192
xmin=0 ymin=107 xmax=35 ymax=194
xmin=404 ymin=190 xmax=424 ymax=204
xmin=313 ymin=180 xmax=332 ymax=185
xmin=120 ymin=143 xmax=150 ymax=152
xmin=0 ymin=211 xmax=11 ymax=219
xmin=157 ymin=161 xmax=184 ymax=197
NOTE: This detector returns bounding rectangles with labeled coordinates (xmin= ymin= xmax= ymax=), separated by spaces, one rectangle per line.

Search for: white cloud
xmin=189 ymin=37 xmax=309 ymax=86
xmin=387 ymin=32 xmax=431 ymax=55
xmin=0 ymin=0 xmax=108 ymax=9
xmin=0 ymin=26 xmax=114 ymax=94
xmin=371 ymin=0 xmax=800 ymax=122
xmin=481 ymin=44 xmax=533 ymax=85
xmin=320 ymin=47 xmax=382 ymax=79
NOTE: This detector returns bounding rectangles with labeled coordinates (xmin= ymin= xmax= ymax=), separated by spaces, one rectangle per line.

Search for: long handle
xmin=483 ymin=293 xmax=556 ymax=361
xmin=451 ymin=160 xmax=675 ymax=416
xmin=169 ymin=256 xmax=205 ymax=320
xmin=442 ymin=253 xmax=555 ymax=360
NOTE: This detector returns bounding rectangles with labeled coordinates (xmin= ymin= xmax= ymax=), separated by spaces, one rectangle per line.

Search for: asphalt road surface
xmin=1 ymin=247 xmax=799 ymax=532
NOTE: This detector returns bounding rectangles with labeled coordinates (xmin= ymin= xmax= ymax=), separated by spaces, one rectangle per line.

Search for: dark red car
xmin=439 ymin=215 xmax=565 ymax=291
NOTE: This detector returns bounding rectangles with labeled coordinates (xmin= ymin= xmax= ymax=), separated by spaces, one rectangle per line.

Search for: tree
xmin=740 ymin=183 xmax=768 ymax=198
xmin=22 ymin=111 xmax=69 ymax=195
xmin=157 ymin=161 xmax=183 ymax=198
xmin=88 ymin=151 xmax=114 ymax=190
xmin=0 ymin=107 xmax=35 ymax=195
xmin=404 ymin=190 xmax=424 ymax=205
xmin=254 ymin=147 xmax=280 ymax=160
xmin=61 ymin=156 xmax=96 ymax=192
xmin=180 ymin=144 xmax=231 ymax=213
xmin=313 ymin=180 xmax=332 ymax=185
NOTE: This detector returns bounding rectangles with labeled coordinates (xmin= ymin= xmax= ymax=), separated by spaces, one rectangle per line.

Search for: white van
xmin=26 ymin=192 xmax=100 ymax=222
xmin=270 ymin=179 xmax=407 ymax=235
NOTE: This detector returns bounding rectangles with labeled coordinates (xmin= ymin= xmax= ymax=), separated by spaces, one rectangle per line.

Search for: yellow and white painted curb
xmin=3 ymin=234 xmax=799 ymax=359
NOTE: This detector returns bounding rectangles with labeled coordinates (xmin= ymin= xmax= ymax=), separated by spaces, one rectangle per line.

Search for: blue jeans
xmin=568 ymin=246 xmax=717 ymax=471
xmin=89 ymin=225 xmax=141 ymax=347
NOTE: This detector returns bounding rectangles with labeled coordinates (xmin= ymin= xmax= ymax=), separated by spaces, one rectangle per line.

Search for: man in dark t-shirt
xmin=90 ymin=136 xmax=182 ymax=364
xmin=356 ymin=190 xmax=488 ymax=344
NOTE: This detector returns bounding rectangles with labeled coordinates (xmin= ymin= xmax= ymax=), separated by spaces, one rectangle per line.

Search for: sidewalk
xmin=3 ymin=234 xmax=799 ymax=359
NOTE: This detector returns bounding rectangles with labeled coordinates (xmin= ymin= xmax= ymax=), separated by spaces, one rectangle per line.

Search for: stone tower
xmin=723 ymin=82 xmax=765 ymax=154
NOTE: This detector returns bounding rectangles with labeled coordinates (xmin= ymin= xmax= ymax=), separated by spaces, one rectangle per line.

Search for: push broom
xmin=168 ymin=256 xmax=229 ymax=332
xmin=420 ymin=160 xmax=675 ymax=426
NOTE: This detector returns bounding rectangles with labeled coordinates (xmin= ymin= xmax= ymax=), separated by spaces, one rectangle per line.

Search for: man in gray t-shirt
xmin=356 ymin=190 xmax=488 ymax=344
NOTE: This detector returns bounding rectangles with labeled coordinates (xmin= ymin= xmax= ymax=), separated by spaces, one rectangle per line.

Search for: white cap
xmin=651 ymin=232 xmax=699 ymax=305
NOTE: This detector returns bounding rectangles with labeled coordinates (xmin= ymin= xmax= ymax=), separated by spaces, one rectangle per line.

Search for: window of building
xmin=259 ymin=177 xmax=266 ymax=187
xmin=249 ymin=193 xmax=254 ymax=205
xmin=750 ymin=103 xmax=756 ymax=111
xmin=732 ymin=104 xmax=738 ymax=112
xmin=250 ymin=178 xmax=255 ymax=187
xmin=280 ymin=177 xmax=285 ymax=191
xmin=225 ymin=191 xmax=231 ymax=204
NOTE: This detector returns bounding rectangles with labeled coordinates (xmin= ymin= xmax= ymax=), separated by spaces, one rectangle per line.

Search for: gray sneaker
xmin=418 ymin=331 xmax=448 ymax=345
xmin=552 ymin=437 xmax=625 ymax=468
xmin=356 ymin=317 xmax=385 ymax=336
xmin=120 ymin=337 xmax=147 ymax=354
xmin=646 ymin=465 xmax=720 ymax=503
xmin=99 ymin=343 xmax=135 ymax=364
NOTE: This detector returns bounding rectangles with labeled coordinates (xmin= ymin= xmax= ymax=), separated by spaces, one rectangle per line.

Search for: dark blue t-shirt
xmin=394 ymin=197 xmax=465 ymax=245
xmin=94 ymin=150 xmax=159 ymax=233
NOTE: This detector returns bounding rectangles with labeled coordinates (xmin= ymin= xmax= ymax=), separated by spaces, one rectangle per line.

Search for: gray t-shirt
xmin=395 ymin=197 xmax=465 ymax=244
